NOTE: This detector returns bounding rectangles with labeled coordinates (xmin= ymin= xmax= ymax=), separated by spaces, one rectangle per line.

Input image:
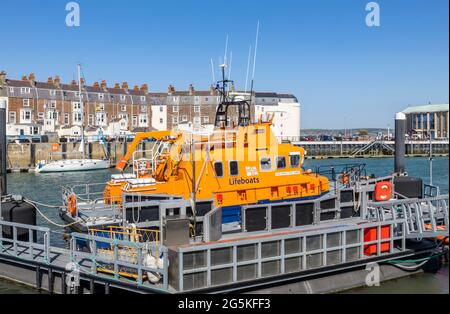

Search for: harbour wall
xmin=5 ymin=141 xmax=154 ymax=172
xmin=5 ymin=140 xmax=450 ymax=171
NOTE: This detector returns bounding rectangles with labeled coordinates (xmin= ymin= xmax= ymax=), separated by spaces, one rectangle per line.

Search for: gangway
xmin=367 ymin=195 xmax=449 ymax=239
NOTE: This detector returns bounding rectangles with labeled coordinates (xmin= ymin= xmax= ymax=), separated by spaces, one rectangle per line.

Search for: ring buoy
xmin=374 ymin=181 xmax=392 ymax=202
xmin=340 ymin=172 xmax=350 ymax=185
xmin=67 ymin=193 xmax=77 ymax=218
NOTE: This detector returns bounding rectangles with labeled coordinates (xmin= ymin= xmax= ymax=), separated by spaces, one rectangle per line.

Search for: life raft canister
xmin=374 ymin=181 xmax=392 ymax=202
xmin=67 ymin=193 xmax=77 ymax=218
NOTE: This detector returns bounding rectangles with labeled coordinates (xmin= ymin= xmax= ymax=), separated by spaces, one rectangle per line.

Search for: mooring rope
xmin=23 ymin=199 xmax=79 ymax=228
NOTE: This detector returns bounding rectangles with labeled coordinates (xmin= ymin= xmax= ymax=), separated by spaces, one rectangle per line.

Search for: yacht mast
xmin=77 ymin=64 xmax=85 ymax=159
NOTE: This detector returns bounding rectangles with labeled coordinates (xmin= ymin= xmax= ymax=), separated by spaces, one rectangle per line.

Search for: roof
xmin=403 ymin=104 xmax=449 ymax=114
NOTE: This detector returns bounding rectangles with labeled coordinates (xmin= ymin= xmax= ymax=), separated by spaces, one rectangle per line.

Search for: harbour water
xmin=1 ymin=157 xmax=448 ymax=294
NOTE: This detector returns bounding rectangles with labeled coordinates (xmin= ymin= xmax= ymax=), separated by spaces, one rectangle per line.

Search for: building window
xmin=193 ymin=116 xmax=201 ymax=124
xmin=50 ymin=90 xmax=56 ymax=96
xmin=98 ymin=93 xmax=105 ymax=100
xmin=20 ymin=109 xmax=32 ymax=123
xmin=50 ymin=100 xmax=57 ymax=109
xmin=74 ymin=91 xmax=79 ymax=98
xmin=64 ymin=113 xmax=69 ymax=125
xmin=173 ymin=105 xmax=179 ymax=113
xmin=120 ymin=94 xmax=126 ymax=101
xmin=88 ymin=114 xmax=94 ymax=125
xmin=194 ymin=105 xmax=200 ymax=113
xmin=99 ymin=103 xmax=105 ymax=111
xmin=260 ymin=157 xmax=272 ymax=171
xmin=121 ymin=104 xmax=127 ymax=112
xmin=73 ymin=112 xmax=82 ymax=123
xmin=140 ymin=105 xmax=147 ymax=113
xmin=159 ymin=106 xmax=164 ymax=112
xmin=205 ymin=97 xmax=209 ymax=102
xmin=139 ymin=114 xmax=148 ymax=125
xmin=290 ymin=154 xmax=300 ymax=168
xmin=160 ymin=118 xmax=163 ymax=124
xmin=132 ymin=115 xmax=138 ymax=127
xmin=229 ymin=161 xmax=239 ymax=176
xmin=181 ymin=115 xmax=188 ymax=122
xmin=9 ymin=87 xmax=14 ymax=93
xmin=9 ymin=112 xmax=16 ymax=124
xmin=214 ymin=162 xmax=224 ymax=177
xmin=96 ymin=113 xmax=107 ymax=125
xmin=172 ymin=116 xmax=179 ymax=124
xmin=20 ymin=87 xmax=31 ymax=94
xmin=203 ymin=116 xmax=209 ymax=124
xmin=140 ymin=96 xmax=146 ymax=102
xmin=47 ymin=111 xmax=58 ymax=120
xmin=276 ymin=156 xmax=286 ymax=169
xmin=73 ymin=102 xmax=81 ymax=110
xmin=23 ymin=99 xmax=30 ymax=107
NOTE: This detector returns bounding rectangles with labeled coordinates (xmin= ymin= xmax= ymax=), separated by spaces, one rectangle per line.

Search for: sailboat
xmin=35 ymin=65 xmax=110 ymax=173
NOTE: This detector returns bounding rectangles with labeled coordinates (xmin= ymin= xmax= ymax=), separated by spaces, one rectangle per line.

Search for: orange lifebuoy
xmin=67 ymin=193 xmax=77 ymax=218
xmin=375 ymin=181 xmax=392 ymax=202
xmin=341 ymin=173 xmax=350 ymax=185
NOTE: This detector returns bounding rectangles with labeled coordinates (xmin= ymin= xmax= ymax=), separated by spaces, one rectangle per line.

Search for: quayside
xmin=1 ymin=65 xmax=448 ymax=294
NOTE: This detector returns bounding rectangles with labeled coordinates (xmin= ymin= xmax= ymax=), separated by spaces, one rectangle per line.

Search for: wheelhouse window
xmin=260 ymin=157 xmax=272 ymax=171
xmin=214 ymin=162 xmax=224 ymax=177
xmin=229 ymin=161 xmax=239 ymax=176
xmin=290 ymin=154 xmax=301 ymax=168
xmin=277 ymin=156 xmax=286 ymax=169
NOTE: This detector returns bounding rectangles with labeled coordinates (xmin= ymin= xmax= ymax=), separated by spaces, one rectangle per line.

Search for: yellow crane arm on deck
xmin=116 ymin=130 xmax=181 ymax=171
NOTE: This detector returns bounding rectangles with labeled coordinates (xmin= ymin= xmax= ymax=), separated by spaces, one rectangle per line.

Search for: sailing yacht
xmin=35 ymin=65 xmax=110 ymax=173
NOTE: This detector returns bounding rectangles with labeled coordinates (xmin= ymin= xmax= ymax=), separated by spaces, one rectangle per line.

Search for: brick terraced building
xmin=0 ymin=71 xmax=301 ymax=141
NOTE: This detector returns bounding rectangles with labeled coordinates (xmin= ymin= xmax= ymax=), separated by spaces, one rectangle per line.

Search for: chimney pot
xmin=0 ymin=71 xmax=6 ymax=85
xmin=54 ymin=76 xmax=61 ymax=88
xmin=47 ymin=77 xmax=54 ymax=84
xmin=114 ymin=83 xmax=120 ymax=89
xmin=21 ymin=75 xmax=28 ymax=81
xmin=71 ymin=80 xmax=77 ymax=86
xmin=122 ymin=82 xmax=129 ymax=90
xmin=140 ymin=83 xmax=149 ymax=93
xmin=28 ymin=73 xmax=36 ymax=82
xmin=101 ymin=80 xmax=107 ymax=90
xmin=133 ymin=85 xmax=139 ymax=91
xmin=93 ymin=81 xmax=100 ymax=88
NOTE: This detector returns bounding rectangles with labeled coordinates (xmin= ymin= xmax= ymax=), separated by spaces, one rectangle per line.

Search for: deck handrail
xmin=70 ymin=232 xmax=169 ymax=290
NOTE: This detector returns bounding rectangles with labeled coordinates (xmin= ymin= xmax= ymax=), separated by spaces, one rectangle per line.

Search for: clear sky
xmin=0 ymin=0 xmax=448 ymax=129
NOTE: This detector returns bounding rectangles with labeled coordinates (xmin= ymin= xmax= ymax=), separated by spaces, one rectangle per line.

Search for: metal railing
xmin=424 ymin=184 xmax=441 ymax=198
xmin=0 ymin=219 xmax=51 ymax=264
xmin=70 ymin=232 xmax=169 ymax=291
xmin=367 ymin=195 xmax=449 ymax=239
xmin=175 ymin=220 xmax=406 ymax=292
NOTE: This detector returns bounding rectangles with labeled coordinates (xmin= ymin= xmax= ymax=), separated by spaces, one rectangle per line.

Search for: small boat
xmin=35 ymin=64 xmax=110 ymax=173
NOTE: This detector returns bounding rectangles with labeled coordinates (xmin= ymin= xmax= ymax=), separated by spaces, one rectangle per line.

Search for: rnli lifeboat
xmin=103 ymin=73 xmax=330 ymax=225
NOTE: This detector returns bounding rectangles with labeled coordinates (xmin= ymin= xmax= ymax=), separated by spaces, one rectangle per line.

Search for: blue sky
xmin=0 ymin=0 xmax=448 ymax=129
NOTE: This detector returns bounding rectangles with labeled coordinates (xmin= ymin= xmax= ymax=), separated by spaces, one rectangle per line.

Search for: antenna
xmin=223 ymin=34 xmax=229 ymax=67
xmin=228 ymin=51 xmax=233 ymax=91
xmin=245 ymin=45 xmax=252 ymax=93
xmin=249 ymin=21 xmax=260 ymax=103
xmin=210 ymin=58 xmax=216 ymax=83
